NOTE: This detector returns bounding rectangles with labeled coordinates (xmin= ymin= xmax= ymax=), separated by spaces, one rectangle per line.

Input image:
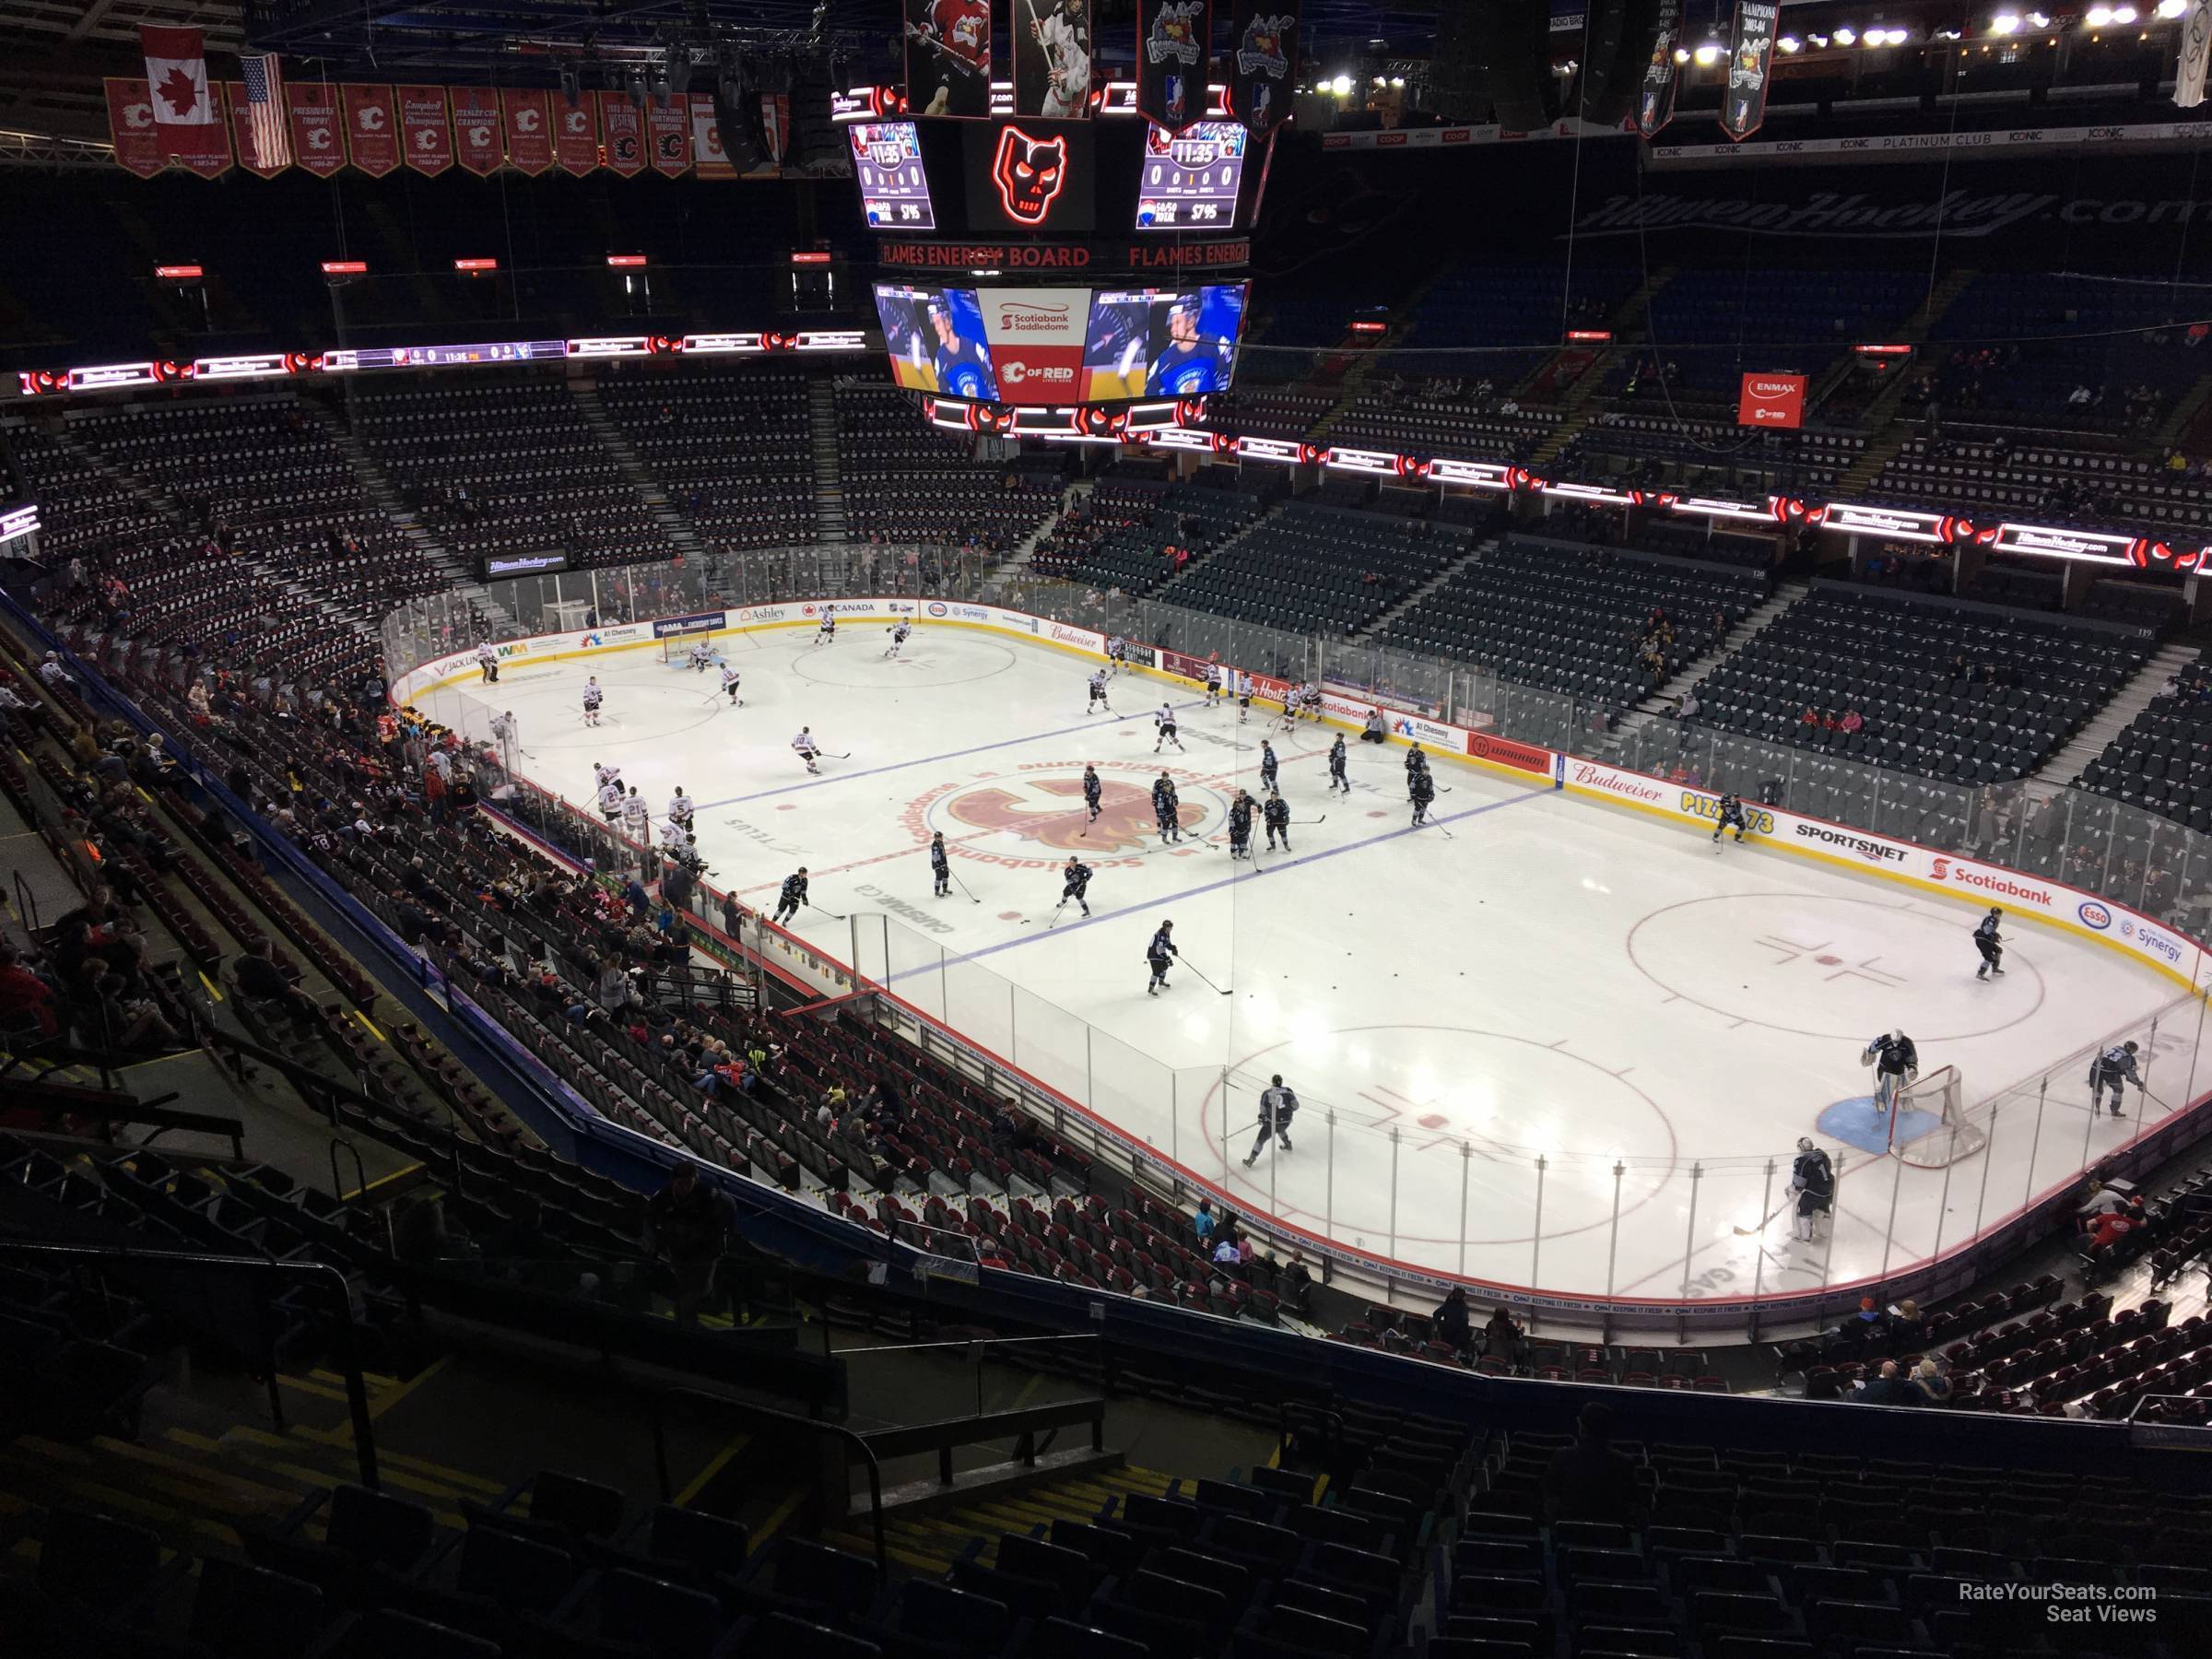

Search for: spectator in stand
xmin=643 ymin=1162 xmax=731 ymax=1326
xmin=1853 ymin=1359 xmax=1916 ymax=1405
xmin=1542 ymin=1402 xmax=1641 ymax=1526
xmin=232 ymin=947 xmax=319 ymax=1038
xmin=1484 ymin=1305 xmax=1524 ymax=1365
xmin=1193 ymin=1197 xmax=1218 ymax=1243
xmin=1431 ymin=1286 xmax=1473 ymax=1354
xmin=0 ymin=945 xmax=60 ymax=1039
xmin=1908 ymin=1358 xmax=1953 ymax=1406
xmin=2085 ymin=1195 xmax=2147 ymax=1253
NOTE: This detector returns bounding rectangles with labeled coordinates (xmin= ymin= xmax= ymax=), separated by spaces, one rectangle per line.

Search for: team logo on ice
xmin=943 ymin=776 xmax=1186 ymax=853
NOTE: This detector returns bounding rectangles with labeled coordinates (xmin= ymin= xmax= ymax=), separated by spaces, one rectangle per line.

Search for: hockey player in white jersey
xmin=1087 ymin=669 xmax=1111 ymax=714
xmin=1031 ymin=0 xmax=1092 ymax=118
xmin=582 ymin=677 xmax=604 ymax=727
xmin=720 ymin=662 xmax=744 ymax=706
xmin=619 ymin=786 xmax=651 ymax=842
xmin=667 ymin=787 xmax=695 ymax=834
xmin=794 ymin=727 xmax=823 ymax=774
xmin=595 ymin=775 xmax=624 ymax=821
xmin=688 ymin=638 xmax=715 ymax=673
xmin=814 ymin=606 xmax=837 ymax=646
xmin=884 ymin=619 xmax=912 ymax=659
xmin=1153 ymin=703 xmax=1184 ymax=753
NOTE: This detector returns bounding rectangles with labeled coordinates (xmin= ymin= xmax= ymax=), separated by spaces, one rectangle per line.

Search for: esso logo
xmin=2077 ymin=901 xmax=2112 ymax=931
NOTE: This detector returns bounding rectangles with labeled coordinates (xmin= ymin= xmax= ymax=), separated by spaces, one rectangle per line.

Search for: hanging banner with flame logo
xmin=1719 ymin=1 xmax=1778 ymax=142
xmin=599 ymin=92 xmax=645 ymax=178
xmin=502 ymin=88 xmax=554 ymax=176
xmin=397 ymin=85 xmax=453 ymax=177
xmin=646 ymin=98 xmax=691 ymax=177
xmin=1136 ymin=0 xmax=1211 ymax=135
xmin=105 ymin=79 xmax=165 ymax=178
xmin=553 ymin=95 xmax=599 ymax=176
xmin=1638 ymin=0 xmax=1682 ymax=139
xmin=287 ymin=81 xmax=345 ymax=177
xmin=449 ymin=86 xmax=502 ymax=176
xmin=340 ymin=84 xmax=399 ymax=177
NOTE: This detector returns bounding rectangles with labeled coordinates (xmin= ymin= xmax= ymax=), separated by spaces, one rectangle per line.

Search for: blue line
xmin=888 ymin=785 xmax=1546 ymax=982
xmin=689 ymin=695 xmax=1209 ymax=812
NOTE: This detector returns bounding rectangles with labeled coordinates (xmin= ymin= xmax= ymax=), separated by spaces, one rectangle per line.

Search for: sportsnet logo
xmin=1794 ymin=821 xmax=1906 ymax=864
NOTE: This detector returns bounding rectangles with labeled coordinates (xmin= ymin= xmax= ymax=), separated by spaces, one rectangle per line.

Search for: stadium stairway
xmin=2156 ymin=370 xmax=2212 ymax=453
xmin=569 ymin=382 xmax=711 ymax=562
xmin=1353 ymin=534 xmax=1499 ymax=643
xmin=1628 ymin=577 xmax=1807 ymax=721
xmin=301 ymin=393 xmax=475 ymax=589
xmin=817 ymin=1463 xmax=1171 ymax=1577
xmin=2033 ymin=637 xmax=2204 ymax=790
xmin=807 ymin=378 xmax=849 ymax=544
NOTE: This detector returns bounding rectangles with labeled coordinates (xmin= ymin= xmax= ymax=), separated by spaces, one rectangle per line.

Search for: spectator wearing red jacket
xmin=2085 ymin=1198 xmax=2145 ymax=1252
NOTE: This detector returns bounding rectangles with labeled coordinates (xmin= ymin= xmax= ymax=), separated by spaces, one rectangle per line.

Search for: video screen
xmin=1081 ymin=284 xmax=1246 ymax=399
xmin=850 ymin=122 xmax=937 ymax=230
xmin=873 ymin=282 xmax=998 ymax=399
xmin=1135 ymin=122 xmax=1248 ymax=231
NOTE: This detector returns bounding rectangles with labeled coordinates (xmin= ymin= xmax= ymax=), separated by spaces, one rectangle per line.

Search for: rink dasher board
xmin=392 ymin=600 xmax=2211 ymax=996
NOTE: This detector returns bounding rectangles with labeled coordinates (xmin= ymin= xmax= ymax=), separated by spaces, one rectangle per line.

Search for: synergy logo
xmin=990 ymin=125 xmax=1069 ymax=224
xmin=2078 ymin=900 xmax=2113 ymax=931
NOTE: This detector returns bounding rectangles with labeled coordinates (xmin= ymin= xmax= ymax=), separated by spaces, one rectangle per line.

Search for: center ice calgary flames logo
xmin=944 ymin=775 xmax=1187 ymax=853
xmin=991 ymin=124 xmax=1068 ymax=224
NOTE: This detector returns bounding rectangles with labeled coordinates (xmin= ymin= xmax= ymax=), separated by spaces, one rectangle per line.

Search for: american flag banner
xmin=239 ymin=53 xmax=291 ymax=170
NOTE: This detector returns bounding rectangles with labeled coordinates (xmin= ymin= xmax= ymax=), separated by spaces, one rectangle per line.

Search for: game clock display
xmin=850 ymin=122 xmax=937 ymax=230
xmin=1135 ymin=122 xmax=1248 ymax=230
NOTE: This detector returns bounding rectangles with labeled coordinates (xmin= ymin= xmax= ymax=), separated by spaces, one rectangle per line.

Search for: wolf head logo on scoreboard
xmin=990 ymin=124 xmax=1069 ymax=222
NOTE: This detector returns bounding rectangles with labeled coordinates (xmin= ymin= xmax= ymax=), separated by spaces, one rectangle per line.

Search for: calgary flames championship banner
xmin=1720 ymin=0 xmax=1779 ymax=142
xmin=1137 ymin=0 xmax=1211 ymax=135
xmin=1226 ymin=1 xmax=1296 ymax=136
xmin=1014 ymin=0 xmax=1094 ymax=120
xmin=906 ymin=0 xmax=994 ymax=118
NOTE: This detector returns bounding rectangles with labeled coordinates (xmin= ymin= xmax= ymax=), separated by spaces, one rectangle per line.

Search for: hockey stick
xmin=951 ymin=870 xmax=982 ymax=905
xmin=808 ymin=902 xmax=849 ymax=922
xmin=824 ymin=750 xmax=853 ymax=759
xmin=1292 ymin=815 xmax=1329 ymax=825
xmin=1183 ymin=961 xmax=1232 ymax=996
xmin=1734 ymin=1196 xmax=1794 ymax=1237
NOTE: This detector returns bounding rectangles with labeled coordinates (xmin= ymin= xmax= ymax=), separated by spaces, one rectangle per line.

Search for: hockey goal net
xmin=1886 ymin=1065 xmax=1986 ymax=1167
xmin=661 ymin=635 xmax=718 ymax=665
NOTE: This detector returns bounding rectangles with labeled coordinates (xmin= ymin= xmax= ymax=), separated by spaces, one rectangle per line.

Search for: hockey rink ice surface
xmin=478 ymin=627 xmax=2184 ymax=1306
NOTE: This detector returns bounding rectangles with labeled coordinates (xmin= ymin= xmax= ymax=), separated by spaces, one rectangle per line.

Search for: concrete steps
xmin=1352 ymin=535 xmax=1498 ymax=643
xmin=808 ymin=380 xmax=848 ymax=545
xmin=570 ymin=383 xmax=707 ymax=559
xmin=2033 ymin=639 xmax=2202 ymax=789
xmin=1626 ymin=579 xmax=1808 ymax=721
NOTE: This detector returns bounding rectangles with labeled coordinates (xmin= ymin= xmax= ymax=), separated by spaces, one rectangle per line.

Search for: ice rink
xmin=471 ymin=622 xmax=2185 ymax=1307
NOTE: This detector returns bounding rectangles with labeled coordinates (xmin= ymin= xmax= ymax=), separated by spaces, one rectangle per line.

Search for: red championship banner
xmin=501 ymin=88 xmax=554 ymax=176
xmin=1136 ymin=0 xmax=1210 ymax=134
xmin=1737 ymin=371 xmax=1806 ymax=429
xmin=450 ymin=86 xmax=502 ymax=176
xmin=645 ymin=98 xmax=690 ymax=176
xmin=105 ymin=78 xmax=166 ymax=178
xmin=553 ymin=95 xmax=598 ymax=176
xmin=287 ymin=81 xmax=345 ymax=177
xmin=599 ymin=91 xmax=645 ymax=177
xmin=689 ymin=92 xmax=735 ymax=179
xmin=341 ymin=84 xmax=399 ymax=176
xmin=398 ymin=85 xmax=453 ymax=176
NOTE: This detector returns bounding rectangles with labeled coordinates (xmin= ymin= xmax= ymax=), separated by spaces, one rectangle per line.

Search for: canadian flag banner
xmin=139 ymin=25 xmax=231 ymax=175
xmin=287 ymin=81 xmax=345 ymax=177
xmin=224 ymin=83 xmax=288 ymax=177
xmin=598 ymin=91 xmax=645 ymax=178
xmin=104 ymin=78 xmax=166 ymax=178
xmin=341 ymin=84 xmax=400 ymax=176
xmin=553 ymin=95 xmax=599 ymax=176
xmin=398 ymin=85 xmax=453 ymax=176
xmin=689 ymin=92 xmax=735 ymax=179
xmin=501 ymin=88 xmax=554 ymax=176
xmin=645 ymin=97 xmax=691 ymax=177
xmin=450 ymin=86 xmax=503 ymax=176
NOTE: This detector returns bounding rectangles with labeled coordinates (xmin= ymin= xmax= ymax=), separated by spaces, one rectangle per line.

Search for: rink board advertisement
xmin=653 ymin=610 xmax=726 ymax=641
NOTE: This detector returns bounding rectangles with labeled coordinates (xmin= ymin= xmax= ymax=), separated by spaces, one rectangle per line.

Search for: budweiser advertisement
xmin=976 ymin=287 xmax=1087 ymax=404
xmin=1737 ymin=371 xmax=1806 ymax=429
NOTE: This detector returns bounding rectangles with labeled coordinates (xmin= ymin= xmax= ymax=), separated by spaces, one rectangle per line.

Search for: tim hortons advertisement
xmin=1737 ymin=371 xmax=1806 ymax=429
xmin=976 ymin=287 xmax=1088 ymax=403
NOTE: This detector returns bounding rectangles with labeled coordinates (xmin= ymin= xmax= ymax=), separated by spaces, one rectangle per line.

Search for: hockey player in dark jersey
xmin=1258 ymin=738 xmax=1279 ymax=794
xmin=1058 ymin=855 xmax=1093 ymax=918
xmin=1227 ymin=790 xmax=1254 ymax=860
xmin=1243 ymin=1074 xmax=1299 ymax=1167
xmin=1712 ymin=792 xmax=1749 ymax=844
xmin=1973 ymin=907 xmax=2005 ymax=980
xmin=929 ymin=832 xmax=950 ymax=898
xmin=1790 ymin=1136 xmax=1835 ymax=1241
xmin=1081 ymin=763 xmax=1102 ymax=823
xmin=1409 ymin=767 xmax=1437 ymax=827
xmin=772 ymin=867 xmax=809 ymax=925
xmin=1263 ymin=790 xmax=1290 ymax=852
xmin=2089 ymin=1040 xmax=2143 ymax=1116
xmin=1145 ymin=919 xmax=1178 ymax=995
xmin=1405 ymin=742 xmax=1426 ymax=782
xmin=1862 ymin=1029 xmax=1919 ymax=1115
xmin=1327 ymin=733 xmax=1350 ymax=794
xmin=1151 ymin=772 xmax=1183 ymax=843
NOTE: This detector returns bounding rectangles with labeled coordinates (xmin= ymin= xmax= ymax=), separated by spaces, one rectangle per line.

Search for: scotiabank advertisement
xmin=976 ymin=287 xmax=1088 ymax=404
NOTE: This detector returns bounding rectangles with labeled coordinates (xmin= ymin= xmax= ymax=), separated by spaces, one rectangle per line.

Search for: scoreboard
xmin=850 ymin=122 xmax=937 ymax=230
xmin=1135 ymin=122 xmax=1248 ymax=230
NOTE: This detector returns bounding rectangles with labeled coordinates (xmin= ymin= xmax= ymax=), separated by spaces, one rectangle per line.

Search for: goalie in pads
xmin=1862 ymin=1029 xmax=1919 ymax=1115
